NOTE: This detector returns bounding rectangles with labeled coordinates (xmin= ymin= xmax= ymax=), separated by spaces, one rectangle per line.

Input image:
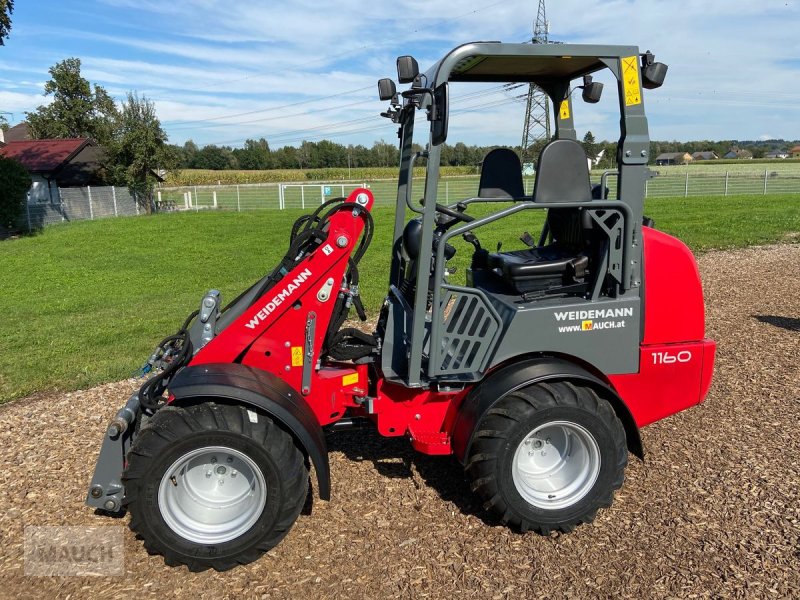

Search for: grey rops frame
xmin=383 ymin=42 xmax=656 ymax=387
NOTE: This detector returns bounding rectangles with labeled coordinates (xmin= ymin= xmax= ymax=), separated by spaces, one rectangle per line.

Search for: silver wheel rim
xmin=158 ymin=446 xmax=266 ymax=544
xmin=512 ymin=421 xmax=601 ymax=510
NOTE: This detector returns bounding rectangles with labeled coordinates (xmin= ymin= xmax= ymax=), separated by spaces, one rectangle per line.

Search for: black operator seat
xmin=478 ymin=147 xmax=525 ymax=200
xmin=486 ymin=139 xmax=594 ymax=294
xmin=403 ymin=147 xmax=523 ymax=265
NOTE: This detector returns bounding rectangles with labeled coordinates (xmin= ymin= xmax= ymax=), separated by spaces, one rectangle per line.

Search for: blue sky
xmin=1 ymin=0 xmax=798 ymax=148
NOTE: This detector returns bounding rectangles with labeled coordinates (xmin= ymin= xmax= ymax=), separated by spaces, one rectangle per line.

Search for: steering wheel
xmin=435 ymin=203 xmax=474 ymax=223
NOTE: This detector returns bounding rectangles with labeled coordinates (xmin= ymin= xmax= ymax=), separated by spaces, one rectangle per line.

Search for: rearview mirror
xmin=642 ymin=62 xmax=668 ymax=89
xmin=581 ymin=76 xmax=603 ymax=103
xmin=397 ymin=56 xmax=419 ymax=84
xmin=378 ymin=78 xmax=397 ymax=101
xmin=641 ymin=51 xmax=668 ymax=89
xmin=431 ymin=83 xmax=449 ymax=146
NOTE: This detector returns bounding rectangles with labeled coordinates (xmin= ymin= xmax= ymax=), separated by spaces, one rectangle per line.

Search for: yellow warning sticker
xmin=291 ymin=346 xmax=303 ymax=367
xmin=621 ymin=55 xmax=642 ymax=106
xmin=342 ymin=373 xmax=359 ymax=386
xmin=582 ymin=320 xmax=594 ymax=331
xmin=559 ymin=100 xmax=570 ymax=120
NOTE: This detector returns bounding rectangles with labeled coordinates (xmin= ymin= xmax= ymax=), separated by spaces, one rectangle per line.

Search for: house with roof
xmin=791 ymin=145 xmax=800 ymax=158
xmin=765 ymin=150 xmax=789 ymax=159
xmin=723 ymin=148 xmax=753 ymax=160
xmin=655 ymin=152 xmax=693 ymax=166
xmin=0 ymin=138 xmax=104 ymax=204
xmin=3 ymin=122 xmax=32 ymax=143
xmin=691 ymin=151 xmax=718 ymax=161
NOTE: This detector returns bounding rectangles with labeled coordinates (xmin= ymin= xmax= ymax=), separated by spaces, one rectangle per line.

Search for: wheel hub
xmin=158 ymin=446 xmax=266 ymax=544
xmin=512 ymin=421 xmax=601 ymax=510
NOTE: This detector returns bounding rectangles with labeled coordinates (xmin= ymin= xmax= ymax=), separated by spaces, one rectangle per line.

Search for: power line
xmin=168 ymin=97 xmax=376 ymax=131
xmin=193 ymin=92 xmax=525 ymax=147
xmin=165 ymin=85 xmax=374 ymax=126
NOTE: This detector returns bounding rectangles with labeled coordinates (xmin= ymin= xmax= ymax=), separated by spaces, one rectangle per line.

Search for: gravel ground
xmin=1 ymin=244 xmax=798 ymax=599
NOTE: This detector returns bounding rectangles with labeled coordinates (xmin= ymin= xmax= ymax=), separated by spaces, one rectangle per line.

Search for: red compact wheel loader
xmin=87 ymin=41 xmax=716 ymax=571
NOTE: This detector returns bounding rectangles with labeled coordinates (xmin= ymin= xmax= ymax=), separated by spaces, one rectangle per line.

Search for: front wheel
xmin=466 ymin=381 xmax=627 ymax=534
xmin=122 ymin=402 xmax=308 ymax=571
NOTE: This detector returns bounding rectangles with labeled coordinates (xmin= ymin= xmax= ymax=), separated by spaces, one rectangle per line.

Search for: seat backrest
xmin=533 ymin=139 xmax=593 ymax=250
xmin=477 ymin=148 xmax=525 ymax=199
xmin=532 ymin=139 xmax=592 ymax=204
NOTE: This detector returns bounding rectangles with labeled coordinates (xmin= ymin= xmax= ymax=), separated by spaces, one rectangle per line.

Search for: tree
xmin=104 ymin=92 xmax=172 ymax=214
xmin=26 ymin=58 xmax=119 ymax=145
xmin=233 ymin=138 xmax=271 ymax=170
xmin=192 ymin=145 xmax=237 ymax=170
xmin=0 ymin=115 xmax=8 ymax=131
xmin=180 ymin=140 xmax=199 ymax=168
xmin=582 ymin=131 xmax=598 ymax=163
xmin=0 ymin=155 xmax=30 ymax=229
xmin=370 ymin=140 xmax=398 ymax=167
xmin=0 ymin=0 xmax=12 ymax=45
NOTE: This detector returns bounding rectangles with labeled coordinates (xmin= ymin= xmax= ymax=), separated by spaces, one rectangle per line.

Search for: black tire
xmin=465 ymin=381 xmax=627 ymax=534
xmin=122 ymin=402 xmax=308 ymax=571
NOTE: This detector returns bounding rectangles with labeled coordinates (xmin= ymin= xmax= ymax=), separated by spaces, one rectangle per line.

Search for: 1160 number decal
xmin=651 ymin=350 xmax=692 ymax=365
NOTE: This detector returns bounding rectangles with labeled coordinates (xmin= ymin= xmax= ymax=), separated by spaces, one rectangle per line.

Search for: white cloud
xmin=2 ymin=0 xmax=799 ymax=145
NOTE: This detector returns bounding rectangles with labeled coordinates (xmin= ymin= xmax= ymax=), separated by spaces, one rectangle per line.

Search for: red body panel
xmin=640 ymin=227 xmax=706 ymax=345
xmin=608 ymin=227 xmax=716 ymax=427
xmin=609 ymin=340 xmax=716 ymax=427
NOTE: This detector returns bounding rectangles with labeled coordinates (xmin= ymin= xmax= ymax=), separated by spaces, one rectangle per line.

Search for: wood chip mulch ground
xmin=0 ymin=244 xmax=798 ymax=599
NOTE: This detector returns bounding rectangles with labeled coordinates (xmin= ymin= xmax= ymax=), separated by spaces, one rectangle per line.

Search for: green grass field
xmin=2 ymin=193 xmax=799 ymax=403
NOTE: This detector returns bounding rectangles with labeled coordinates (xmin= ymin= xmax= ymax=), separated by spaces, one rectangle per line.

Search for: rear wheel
xmin=123 ymin=402 xmax=308 ymax=571
xmin=466 ymin=381 xmax=627 ymax=534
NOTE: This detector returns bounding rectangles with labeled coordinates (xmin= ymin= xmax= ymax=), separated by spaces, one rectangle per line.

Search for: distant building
xmin=791 ymin=146 xmax=800 ymax=159
xmin=723 ymin=148 xmax=753 ymax=160
xmin=765 ymin=150 xmax=789 ymax=159
xmin=655 ymin=152 xmax=693 ymax=166
xmin=691 ymin=151 xmax=718 ymax=161
xmin=0 ymin=138 xmax=104 ymax=204
xmin=3 ymin=122 xmax=32 ymax=142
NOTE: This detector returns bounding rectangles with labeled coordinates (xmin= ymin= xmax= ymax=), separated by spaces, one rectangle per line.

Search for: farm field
xmin=1 ymin=193 xmax=799 ymax=403
xmin=165 ymin=160 xmax=800 ymax=186
xmin=1 ymin=243 xmax=798 ymax=597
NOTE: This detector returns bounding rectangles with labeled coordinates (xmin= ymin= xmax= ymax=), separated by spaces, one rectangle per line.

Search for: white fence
xmin=22 ymin=186 xmax=138 ymax=230
xmin=157 ymin=171 xmax=800 ymax=213
xmin=17 ymin=171 xmax=800 ymax=231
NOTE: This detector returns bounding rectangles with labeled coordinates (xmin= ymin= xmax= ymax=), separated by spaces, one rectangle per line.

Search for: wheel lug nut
xmin=218 ymin=479 xmax=224 ymax=485
xmin=231 ymin=470 xmax=237 ymax=477
xmin=206 ymin=470 xmax=212 ymax=478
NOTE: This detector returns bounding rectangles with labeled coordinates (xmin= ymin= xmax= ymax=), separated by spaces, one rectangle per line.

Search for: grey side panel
xmin=451 ymin=357 xmax=643 ymax=464
xmin=430 ymin=286 xmax=502 ymax=379
xmin=488 ymin=295 xmax=641 ymax=375
xmin=168 ymin=363 xmax=331 ymax=500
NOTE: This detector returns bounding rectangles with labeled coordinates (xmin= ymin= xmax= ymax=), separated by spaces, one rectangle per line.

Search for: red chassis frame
xmin=179 ymin=188 xmax=716 ymax=457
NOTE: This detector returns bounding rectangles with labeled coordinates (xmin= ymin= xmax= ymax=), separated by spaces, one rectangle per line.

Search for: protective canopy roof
xmin=449 ymin=54 xmax=605 ymax=83
xmin=423 ymin=42 xmax=636 ymax=86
